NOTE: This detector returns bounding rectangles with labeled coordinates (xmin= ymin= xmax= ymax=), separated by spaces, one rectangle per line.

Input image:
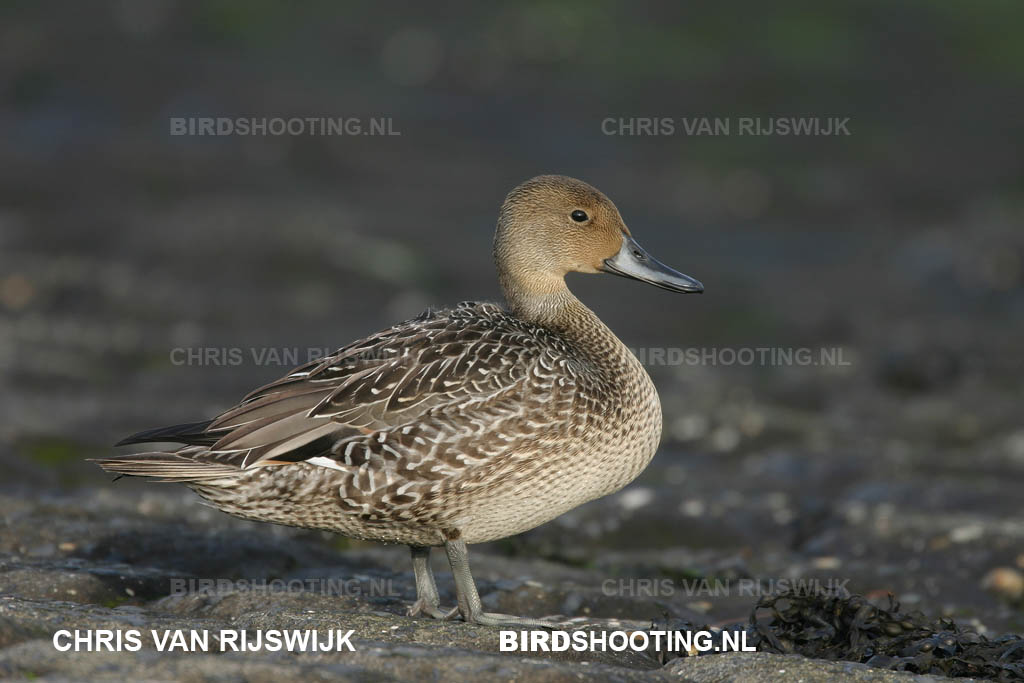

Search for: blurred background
xmin=1 ymin=0 xmax=1022 ymax=634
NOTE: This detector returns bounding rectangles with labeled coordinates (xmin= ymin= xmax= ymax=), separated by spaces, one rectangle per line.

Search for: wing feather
xmin=130 ymin=303 xmax=557 ymax=472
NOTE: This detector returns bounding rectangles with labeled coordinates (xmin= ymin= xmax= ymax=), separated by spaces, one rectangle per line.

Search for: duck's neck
xmin=501 ymin=275 xmax=622 ymax=349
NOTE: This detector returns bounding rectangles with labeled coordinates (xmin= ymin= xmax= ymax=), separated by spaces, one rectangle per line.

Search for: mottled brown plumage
xmin=94 ymin=175 xmax=703 ymax=626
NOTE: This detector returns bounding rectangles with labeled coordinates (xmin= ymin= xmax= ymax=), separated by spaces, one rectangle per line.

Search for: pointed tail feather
xmin=90 ymin=451 xmax=240 ymax=483
xmin=115 ymin=420 xmax=219 ymax=447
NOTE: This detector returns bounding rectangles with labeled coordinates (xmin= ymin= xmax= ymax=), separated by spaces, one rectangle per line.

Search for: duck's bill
xmin=601 ymin=234 xmax=704 ymax=293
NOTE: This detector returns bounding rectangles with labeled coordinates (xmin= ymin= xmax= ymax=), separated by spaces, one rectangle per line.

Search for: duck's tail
xmin=90 ymin=448 xmax=240 ymax=483
xmin=114 ymin=420 xmax=219 ymax=447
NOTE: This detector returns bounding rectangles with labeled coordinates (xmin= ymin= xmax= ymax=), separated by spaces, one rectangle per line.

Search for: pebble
xmin=680 ymin=500 xmax=705 ymax=517
xmin=1008 ymin=431 xmax=1024 ymax=462
xmin=671 ymin=413 xmax=709 ymax=441
xmin=981 ymin=567 xmax=1024 ymax=602
xmin=949 ymin=524 xmax=985 ymax=544
xmin=617 ymin=487 xmax=654 ymax=511
xmin=811 ymin=556 xmax=841 ymax=570
xmin=711 ymin=426 xmax=741 ymax=452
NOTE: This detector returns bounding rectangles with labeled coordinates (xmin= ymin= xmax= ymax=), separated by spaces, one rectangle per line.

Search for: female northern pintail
xmin=95 ymin=175 xmax=703 ymax=626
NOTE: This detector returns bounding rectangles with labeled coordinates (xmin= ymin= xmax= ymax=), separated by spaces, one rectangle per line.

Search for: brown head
xmin=494 ymin=175 xmax=702 ymax=322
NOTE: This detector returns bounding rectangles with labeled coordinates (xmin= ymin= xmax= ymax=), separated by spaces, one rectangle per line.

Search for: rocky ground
xmin=1 ymin=485 xmax=1013 ymax=681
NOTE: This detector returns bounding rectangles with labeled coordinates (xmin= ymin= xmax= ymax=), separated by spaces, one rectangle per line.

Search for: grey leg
xmin=443 ymin=537 xmax=568 ymax=628
xmin=407 ymin=545 xmax=456 ymax=619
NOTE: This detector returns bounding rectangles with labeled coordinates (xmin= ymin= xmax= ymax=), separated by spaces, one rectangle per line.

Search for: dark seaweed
xmin=652 ymin=590 xmax=1024 ymax=680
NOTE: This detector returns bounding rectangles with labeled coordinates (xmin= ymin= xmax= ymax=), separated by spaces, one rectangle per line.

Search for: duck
xmin=93 ymin=175 xmax=703 ymax=627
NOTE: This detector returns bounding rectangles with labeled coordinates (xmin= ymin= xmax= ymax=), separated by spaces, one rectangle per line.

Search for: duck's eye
xmin=570 ymin=210 xmax=588 ymax=222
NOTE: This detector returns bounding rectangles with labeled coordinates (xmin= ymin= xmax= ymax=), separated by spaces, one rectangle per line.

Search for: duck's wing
xmin=152 ymin=303 xmax=569 ymax=471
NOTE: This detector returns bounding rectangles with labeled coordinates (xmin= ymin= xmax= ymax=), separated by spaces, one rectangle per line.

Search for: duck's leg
xmin=406 ymin=545 xmax=457 ymax=619
xmin=443 ymin=537 xmax=568 ymax=628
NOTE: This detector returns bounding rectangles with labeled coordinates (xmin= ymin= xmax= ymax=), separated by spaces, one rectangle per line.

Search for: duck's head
xmin=494 ymin=175 xmax=702 ymax=315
